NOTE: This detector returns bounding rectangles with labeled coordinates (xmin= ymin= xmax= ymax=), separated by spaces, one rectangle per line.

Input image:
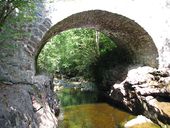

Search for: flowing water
xmin=58 ymin=88 xmax=133 ymax=128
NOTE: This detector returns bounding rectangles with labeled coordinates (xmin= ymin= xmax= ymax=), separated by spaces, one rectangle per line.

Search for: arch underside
xmin=36 ymin=10 xmax=158 ymax=72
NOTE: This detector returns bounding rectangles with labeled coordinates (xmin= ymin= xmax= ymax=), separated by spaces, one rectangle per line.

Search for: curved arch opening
xmin=37 ymin=27 xmax=133 ymax=91
xmin=37 ymin=28 xmax=119 ymax=74
xmin=35 ymin=9 xmax=159 ymax=91
xmin=35 ymin=10 xmax=158 ymax=75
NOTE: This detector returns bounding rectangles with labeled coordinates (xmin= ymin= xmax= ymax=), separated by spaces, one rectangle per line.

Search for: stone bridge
xmin=0 ymin=0 xmax=170 ymax=83
xmin=0 ymin=0 xmax=170 ymax=127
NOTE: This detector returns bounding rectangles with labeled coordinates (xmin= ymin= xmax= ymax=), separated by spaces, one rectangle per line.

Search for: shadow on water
xmin=57 ymin=88 xmax=134 ymax=128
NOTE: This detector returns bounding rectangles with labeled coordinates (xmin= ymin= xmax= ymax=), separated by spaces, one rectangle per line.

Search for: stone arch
xmin=35 ymin=10 xmax=158 ymax=74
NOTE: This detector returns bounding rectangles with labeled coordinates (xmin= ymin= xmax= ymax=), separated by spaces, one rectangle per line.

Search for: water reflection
xmin=58 ymin=88 xmax=133 ymax=128
xmin=60 ymin=103 xmax=132 ymax=128
xmin=58 ymin=88 xmax=98 ymax=107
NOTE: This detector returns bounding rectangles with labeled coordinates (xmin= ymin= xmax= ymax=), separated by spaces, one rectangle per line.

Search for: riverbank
xmin=109 ymin=66 xmax=170 ymax=127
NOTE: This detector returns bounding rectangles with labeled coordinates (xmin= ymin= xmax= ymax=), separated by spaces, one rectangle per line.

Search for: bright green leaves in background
xmin=0 ymin=0 xmax=41 ymax=41
xmin=37 ymin=28 xmax=117 ymax=79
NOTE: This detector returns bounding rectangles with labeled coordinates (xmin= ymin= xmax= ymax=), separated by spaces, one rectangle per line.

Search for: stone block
xmin=39 ymin=25 xmax=47 ymax=32
xmin=43 ymin=18 xmax=52 ymax=29
xmin=30 ymin=35 xmax=40 ymax=44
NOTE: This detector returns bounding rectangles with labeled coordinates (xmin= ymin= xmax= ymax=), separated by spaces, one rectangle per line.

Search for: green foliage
xmin=37 ymin=28 xmax=117 ymax=79
xmin=0 ymin=0 xmax=41 ymax=41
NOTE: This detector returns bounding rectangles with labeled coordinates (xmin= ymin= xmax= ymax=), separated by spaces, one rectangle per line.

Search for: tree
xmin=95 ymin=30 xmax=100 ymax=57
xmin=0 ymin=0 xmax=41 ymax=41
xmin=37 ymin=28 xmax=117 ymax=80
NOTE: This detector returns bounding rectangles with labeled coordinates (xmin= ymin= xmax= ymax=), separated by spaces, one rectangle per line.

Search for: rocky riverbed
xmin=53 ymin=66 xmax=170 ymax=127
xmin=53 ymin=77 xmax=97 ymax=91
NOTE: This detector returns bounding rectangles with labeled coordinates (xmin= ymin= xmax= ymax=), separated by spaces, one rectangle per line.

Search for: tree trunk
xmin=95 ymin=30 xmax=100 ymax=57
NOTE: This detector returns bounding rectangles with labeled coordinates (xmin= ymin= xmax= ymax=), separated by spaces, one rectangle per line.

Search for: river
xmin=57 ymin=88 xmax=133 ymax=128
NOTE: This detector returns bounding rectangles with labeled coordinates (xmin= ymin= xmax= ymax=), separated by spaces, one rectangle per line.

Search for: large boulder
xmin=0 ymin=74 xmax=59 ymax=128
xmin=109 ymin=66 xmax=170 ymax=127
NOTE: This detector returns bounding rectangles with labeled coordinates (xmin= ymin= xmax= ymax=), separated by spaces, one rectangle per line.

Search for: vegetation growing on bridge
xmin=37 ymin=28 xmax=117 ymax=79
